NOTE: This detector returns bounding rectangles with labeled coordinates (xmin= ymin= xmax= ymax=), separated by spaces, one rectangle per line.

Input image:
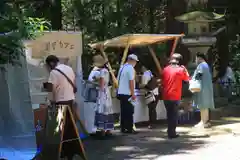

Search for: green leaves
xmin=21 ymin=17 xmax=50 ymax=39
xmin=0 ymin=2 xmax=50 ymax=67
xmin=229 ymin=35 xmax=240 ymax=82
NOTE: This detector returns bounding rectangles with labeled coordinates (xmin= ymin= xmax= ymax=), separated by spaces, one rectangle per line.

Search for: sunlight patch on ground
xmin=136 ymin=154 xmax=159 ymax=159
xmin=221 ymin=117 xmax=240 ymax=121
xmin=160 ymin=126 xmax=191 ymax=133
xmin=145 ymin=137 xmax=167 ymax=142
xmin=112 ymin=146 xmax=139 ymax=152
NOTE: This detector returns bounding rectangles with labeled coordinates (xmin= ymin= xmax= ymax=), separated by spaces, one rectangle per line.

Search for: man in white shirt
xmin=117 ymin=54 xmax=139 ymax=134
xmin=42 ymin=55 xmax=80 ymax=160
xmin=44 ymin=55 xmax=76 ymax=103
xmin=141 ymin=66 xmax=159 ymax=129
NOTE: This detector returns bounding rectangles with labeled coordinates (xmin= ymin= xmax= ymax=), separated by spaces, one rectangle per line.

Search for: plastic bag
xmin=189 ymin=79 xmax=201 ymax=93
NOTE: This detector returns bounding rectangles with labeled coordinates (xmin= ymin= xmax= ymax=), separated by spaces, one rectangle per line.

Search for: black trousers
xmin=148 ymin=96 xmax=158 ymax=125
xmin=118 ymin=94 xmax=134 ymax=131
xmin=164 ymin=100 xmax=179 ymax=137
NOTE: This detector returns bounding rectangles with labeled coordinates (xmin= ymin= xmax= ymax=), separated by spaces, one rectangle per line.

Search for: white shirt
xmin=117 ymin=64 xmax=135 ymax=95
xmin=88 ymin=67 xmax=100 ymax=82
xmin=48 ymin=64 xmax=75 ymax=102
xmin=142 ymin=70 xmax=159 ymax=95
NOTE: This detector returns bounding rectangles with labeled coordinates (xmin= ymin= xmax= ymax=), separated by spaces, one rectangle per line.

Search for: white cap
xmin=128 ymin=54 xmax=139 ymax=61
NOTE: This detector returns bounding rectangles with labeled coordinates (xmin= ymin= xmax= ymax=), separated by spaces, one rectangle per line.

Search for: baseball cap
xmin=169 ymin=58 xmax=179 ymax=64
xmin=171 ymin=53 xmax=182 ymax=61
xmin=128 ymin=54 xmax=139 ymax=61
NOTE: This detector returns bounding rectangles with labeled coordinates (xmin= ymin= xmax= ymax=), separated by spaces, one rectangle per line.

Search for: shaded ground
xmin=1 ymin=117 xmax=240 ymax=159
xmin=84 ymin=127 xmax=209 ymax=160
xmin=84 ymin=119 xmax=240 ymax=160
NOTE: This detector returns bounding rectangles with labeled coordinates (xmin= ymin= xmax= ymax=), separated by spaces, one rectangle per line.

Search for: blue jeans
xmin=164 ymin=100 xmax=179 ymax=137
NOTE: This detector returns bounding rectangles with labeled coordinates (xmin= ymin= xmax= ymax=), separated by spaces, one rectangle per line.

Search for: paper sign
xmin=31 ymin=31 xmax=83 ymax=59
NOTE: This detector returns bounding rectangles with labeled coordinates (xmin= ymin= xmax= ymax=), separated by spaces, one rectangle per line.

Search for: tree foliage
xmin=2 ymin=0 xmax=240 ymax=78
xmin=0 ymin=1 xmax=50 ymax=67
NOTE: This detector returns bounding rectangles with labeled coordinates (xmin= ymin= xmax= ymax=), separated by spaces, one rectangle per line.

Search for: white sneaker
xmin=194 ymin=121 xmax=204 ymax=128
xmin=204 ymin=122 xmax=211 ymax=128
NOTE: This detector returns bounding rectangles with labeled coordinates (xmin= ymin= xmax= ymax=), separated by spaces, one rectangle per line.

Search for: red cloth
xmin=162 ymin=65 xmax=189 ymax=100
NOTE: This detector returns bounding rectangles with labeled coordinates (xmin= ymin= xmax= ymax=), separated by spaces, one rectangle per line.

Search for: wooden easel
xmin=58 ymin=105 xmax=87 ymax=160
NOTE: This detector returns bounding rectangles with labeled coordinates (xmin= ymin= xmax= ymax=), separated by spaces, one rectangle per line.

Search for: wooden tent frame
xmin=89 ymin=34 xmax=184 ymax=87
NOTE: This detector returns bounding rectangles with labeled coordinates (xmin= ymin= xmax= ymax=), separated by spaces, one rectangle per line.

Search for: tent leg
xmin=148 ymin=46 xmax=162 ymax=76
xmin=120 ymin=43 xmax=130 ymax=66
xmin=99 ymin=46 xmax=118 ymax=87
xmin=170 ymin=37 xmax=180 ymax=56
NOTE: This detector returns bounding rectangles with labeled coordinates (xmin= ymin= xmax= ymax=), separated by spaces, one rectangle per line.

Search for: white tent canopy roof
xmin=89 ymin=34 xmax=184 ymax=48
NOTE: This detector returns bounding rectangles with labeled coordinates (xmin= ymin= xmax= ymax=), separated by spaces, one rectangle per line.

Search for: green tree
xmin=0 ymin=1 xmax=50 ymax=67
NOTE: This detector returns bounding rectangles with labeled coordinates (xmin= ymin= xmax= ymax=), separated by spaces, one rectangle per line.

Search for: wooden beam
xmin=120 ymin=41 xmax=130 ymax=66
xmin=99 ymin=46 xmax=118 ymax=88
xmin=170 ymin=37 xmax=180 ymax=56
xmin=148 ymin=46 xmax=162 ymax=75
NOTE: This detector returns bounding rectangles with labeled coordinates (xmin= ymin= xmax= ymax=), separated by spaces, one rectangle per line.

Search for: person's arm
xmin=44 ymin=71 xmax=57 ymax=92
xmin=127 ymin=66 xmax=136 ymax=99
xmin=181 ymin=66 xmax=190 ymax=81
xmin=195 ymin=64 xmax=203 ymax=80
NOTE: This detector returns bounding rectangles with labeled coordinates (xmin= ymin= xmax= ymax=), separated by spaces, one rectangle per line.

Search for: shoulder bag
xmin=116 ymin=64 xmax=127 ymax=100
xmin=54 ymin=68 xmax=77 ymax=93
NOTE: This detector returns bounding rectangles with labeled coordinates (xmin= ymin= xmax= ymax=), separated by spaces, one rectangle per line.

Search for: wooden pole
xmin=58 ymin=106 xmax=88 ymax=160
xmin=120 ymin=41 xmax=130 ymax=66
xmin=170 ymin=37 xmax=180 ymax=56
xmin=99 ymin=46 xmax=118 ymax=88
xmin=148 ymin=46 xmax=162 ymax=75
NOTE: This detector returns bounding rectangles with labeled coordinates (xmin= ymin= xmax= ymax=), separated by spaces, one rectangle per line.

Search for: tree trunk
xmin=117 ymin=0 xmax=123 ymax=33
xmin=101 ymin=1 xmax=106 ymax=40
xmin=149 ymin=0 xmax=155 ymax=33
xmin=165 ymin=0 xmax=186 ymax=56
xmin=51 ymin=0 xmax=62 ymax=30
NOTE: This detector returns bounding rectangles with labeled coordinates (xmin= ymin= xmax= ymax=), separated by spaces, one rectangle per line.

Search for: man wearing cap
xmin=162 ymin=54 xmax=190 ymax=139
xmin=117 ymin=54 xmax=139 ymax=134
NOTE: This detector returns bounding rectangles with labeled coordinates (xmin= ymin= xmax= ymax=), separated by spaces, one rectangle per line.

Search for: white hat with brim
xmin=92 ymin=55 xmax=108 ymax=67
xmin=128 ymin=54 xmax=139 ymax=61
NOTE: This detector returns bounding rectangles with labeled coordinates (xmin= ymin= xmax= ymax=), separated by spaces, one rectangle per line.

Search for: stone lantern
xmin=175 ymin=11 xmax=225 ymax=72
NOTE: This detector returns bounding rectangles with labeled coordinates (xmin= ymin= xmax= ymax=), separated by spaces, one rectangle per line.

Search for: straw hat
xmin=92 ymin=55 xmax=108 ymax=67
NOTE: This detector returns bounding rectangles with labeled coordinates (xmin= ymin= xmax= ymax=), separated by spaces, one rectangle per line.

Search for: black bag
xmin=54 ymin=68 xmax=77 ymax=93
xmin=145 ymin=76 xmax=158 ymax=90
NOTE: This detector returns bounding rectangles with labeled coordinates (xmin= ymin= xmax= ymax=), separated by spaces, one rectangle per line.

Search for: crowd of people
xmin=37 ymin=51 xmax=215 ymax=159
xmin=86 ymin=52 xmax=215 ymax=138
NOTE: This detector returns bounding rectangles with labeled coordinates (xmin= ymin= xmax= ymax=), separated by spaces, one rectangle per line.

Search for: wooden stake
xmin=148 ymin=46 xmax=162 ymax=75
xmin=99 ymin=46 xmax=118 ymax=88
